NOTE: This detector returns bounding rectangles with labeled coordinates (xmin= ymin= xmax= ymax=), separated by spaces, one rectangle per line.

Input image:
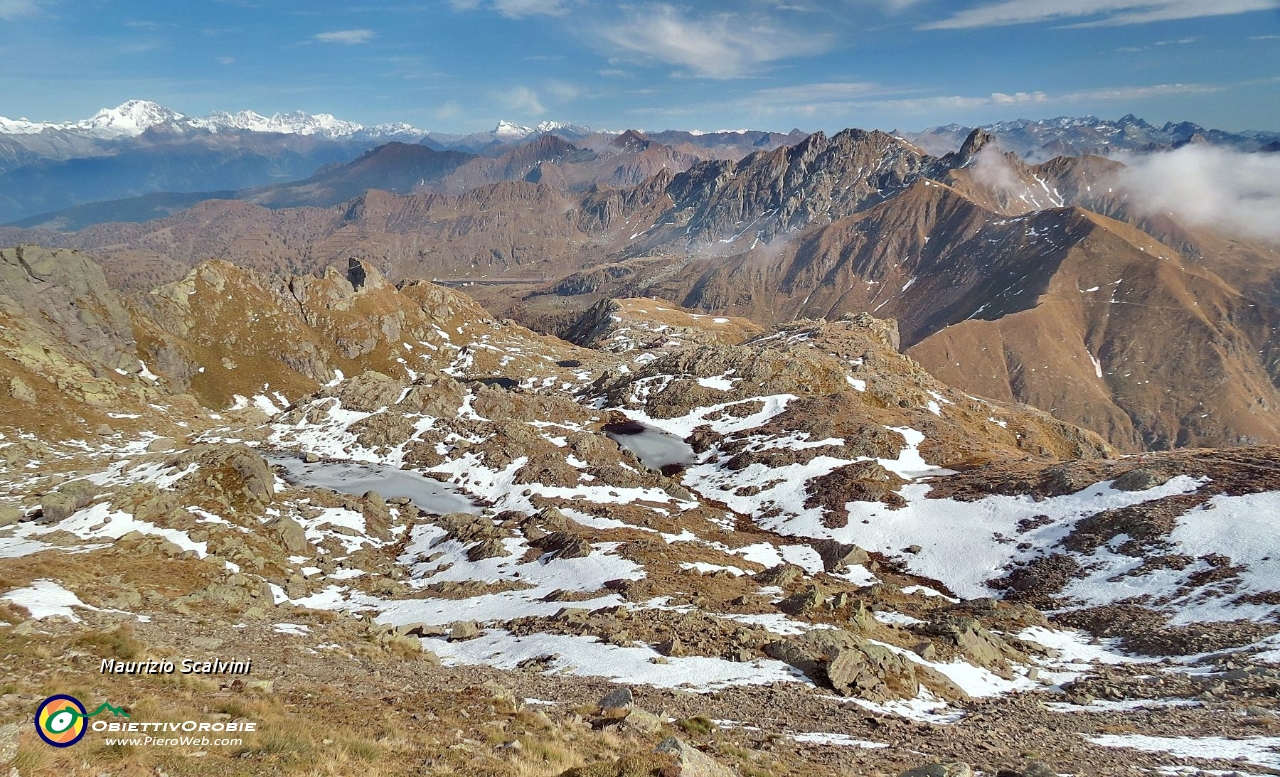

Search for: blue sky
xmin=1 ymin=0 xmax=1278 ymax=133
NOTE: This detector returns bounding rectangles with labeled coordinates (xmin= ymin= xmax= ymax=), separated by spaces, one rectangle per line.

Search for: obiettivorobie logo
xmin=34 ymin=694 xmax=130 ymax=747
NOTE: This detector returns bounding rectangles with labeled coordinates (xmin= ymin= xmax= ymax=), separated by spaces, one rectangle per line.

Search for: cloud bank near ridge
xmin=1114 ymin=146 xmax=1280 ymax=243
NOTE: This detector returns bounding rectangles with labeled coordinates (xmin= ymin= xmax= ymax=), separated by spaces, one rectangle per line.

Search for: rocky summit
xmin=2 ymin=245 xmax=1280 ymax=776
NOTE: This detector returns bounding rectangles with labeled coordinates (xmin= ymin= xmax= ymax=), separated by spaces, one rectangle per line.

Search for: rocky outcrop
xmin=764 ymin=628 xmax=964 ymax=702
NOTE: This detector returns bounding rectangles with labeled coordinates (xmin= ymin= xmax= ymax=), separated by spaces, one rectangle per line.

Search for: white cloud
xmin=595 ymin=4 xmax=833 ymax=79
xmin=501 ymin=86 xmax=546 ymax=116
xmin=862 ymin=82 xmax=1221 ymax=113
xmin=493 ymin=0 xmax=567 ymax=17
xmin=450 ymin=0 xmax=567 ymax=17
xmin=990 ymin=90 xmax=1049 ymax=104
xmin=1113 ymin=146 xmax=1280 ymax=243
xmin=314 ymin=29 xmax=375 ymax=44
xmin=435 ymin=101 xmax=462 ymax=121
xmin=543 ymin=79 xmax=582 ymax=102
xmin=970 ymin=144 xmax=1027 ymax=199
xmin=922 ymin=0 xmax=1280 ymax=30
xmin=0 ymin=0 xmax=39 ymax=20
xmin=216 ymin=55 xmax=236 ymax=65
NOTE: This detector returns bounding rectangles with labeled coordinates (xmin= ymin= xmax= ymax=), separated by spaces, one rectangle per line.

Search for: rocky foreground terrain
xmin=2 ymin=245 xmax=1280 ymax=776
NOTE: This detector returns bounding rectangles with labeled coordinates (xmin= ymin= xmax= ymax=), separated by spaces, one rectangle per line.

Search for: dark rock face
xmin=664 ymin=129 xmax=932 ymax=244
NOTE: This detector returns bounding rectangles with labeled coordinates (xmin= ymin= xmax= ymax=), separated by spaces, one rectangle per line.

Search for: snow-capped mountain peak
xmin=493 ymin=120 xmax=535 ymax=140
xmin=0 ymin=100 xmax=430 ymax=141
xmin=74 ymin=99 xmax=184 ymax=137
xmin=193 ymin=109 xmax=365 ymax=138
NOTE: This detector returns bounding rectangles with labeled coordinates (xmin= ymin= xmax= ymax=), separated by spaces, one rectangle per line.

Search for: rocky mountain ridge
xmin=3 ymin=246 xmax=1280 ymax=775
xmin=3 ymin=127 xmax=1279 ymax=453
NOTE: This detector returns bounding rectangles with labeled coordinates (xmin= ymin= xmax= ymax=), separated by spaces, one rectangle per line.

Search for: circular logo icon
xmin=35 ymin=695 xmax=87 ymax=747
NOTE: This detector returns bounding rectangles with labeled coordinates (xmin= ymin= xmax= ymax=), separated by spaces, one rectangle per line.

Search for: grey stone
xmin=0 ymin=721 xmax=18 ymax=764
xmin=273 ymin=517 xmax=309 ymax=554
xmin=598 ymin=686 xmax=634 ymax=719
xmin=39 ymin=492 xmax=77 ymax=523
xmin=654 ymin=737 xmax=736 ymax=777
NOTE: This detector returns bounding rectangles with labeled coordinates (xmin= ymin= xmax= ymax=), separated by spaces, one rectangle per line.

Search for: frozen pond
xmin=603 ymin=421 xmax=696 ymax=475
xmin=267 ymin=454 xmax=478 ymax=515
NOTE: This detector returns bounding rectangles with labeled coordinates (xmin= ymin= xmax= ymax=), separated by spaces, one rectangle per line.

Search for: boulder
xmin=466 ymin=538 xmax=510 ymax=561
xmin=597 ymin=687 xmax=634 ymax=720
xmin=753 ymin=563 xmax=805 ymax=586
xmin=332 ymin=370 xmax=406 ymax=412
xmin=811 ymin=538 xmax=871 ymax=572
xmin=147 ymin=437 xmax=177 ymax=452
xmin=1112 ymin=468 xmax=1170 ymax=492
xmin=449 ymin=621 xmax=481 ymax=641
xmin=8 ymin=377 xmax=36 ymax=404
xmin=653 ymin=737 xmax=737 ymax=777
xmin=361 ymin=490 xmax=391 ymax=540
xmin=175 ymin=444 xmax=274 ymax=511
xmin=0 ymin=720 xmax=19 ymax=763
xmin=39 ymin=493 xmax=76 ymax=523
xmin=0 ymin=505 xmax=22 ymax=527
xmin=765 ymin=629 xmax=963 ymax=702
xmin=538 ymin=531 xmax=592 ymax=560
xmin=272 ymin=517 xmax=309 ymax=555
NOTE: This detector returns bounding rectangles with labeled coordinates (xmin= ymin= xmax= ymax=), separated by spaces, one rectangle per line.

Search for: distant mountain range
xmin=0 ymin=101 xmax=608 ymax=222
xmin=5 ymin=124 xmax=1280 ymax=453
xmin=902 ymin=114 xmax=1280 ymax=161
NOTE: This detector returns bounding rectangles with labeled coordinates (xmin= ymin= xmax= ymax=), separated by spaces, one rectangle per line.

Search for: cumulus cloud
xmin=1113 ymin=146 xmax=1280 ymax=243
xmin=314 ymin=29 xmax=375 ymax=44
xmin=922 ymin=0 xmax=1279 ymax=29
xmin=595 ymin=4 xmax=832 ymax=78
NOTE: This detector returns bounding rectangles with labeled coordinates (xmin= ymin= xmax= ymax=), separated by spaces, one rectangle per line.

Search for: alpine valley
xmin=2 ymin=100 xmax=1280 ymax=777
